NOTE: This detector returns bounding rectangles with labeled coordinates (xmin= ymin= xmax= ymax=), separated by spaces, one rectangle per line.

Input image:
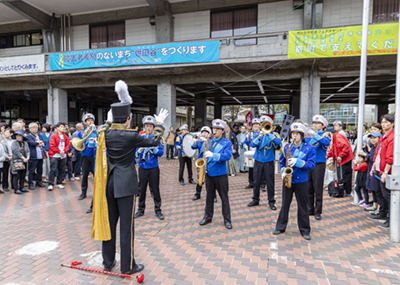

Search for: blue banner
xmin=49 ymin=40 xmax=220 ymax=71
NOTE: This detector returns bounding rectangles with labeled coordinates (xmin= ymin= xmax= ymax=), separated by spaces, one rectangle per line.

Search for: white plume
xmin=114 ymin=80 xmax=132 ymax=104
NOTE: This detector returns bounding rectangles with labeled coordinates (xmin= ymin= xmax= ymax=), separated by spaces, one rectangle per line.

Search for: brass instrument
xmin=284 ymin=144 xmax=293 ymax=188
xmin=261 ymin=121 xmax=273 ymax=134
xmin=195 ymin=134 xmax=210 ymax=186
xmin=71 ymin=125 xmax=96 ymax=152
xmin=141 ymin=133 xmax=151 ymax=162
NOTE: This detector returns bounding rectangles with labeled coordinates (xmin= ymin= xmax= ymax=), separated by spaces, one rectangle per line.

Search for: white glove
xmin=258 ymin=132 xmax=265 ymax=139
xmin=107 ymin=109 xmax=113 ymax=123
xmin=282 ymin=173 xmax=286 ymax=180
xmin=288 ymin=158 xmax=297 ymax=167
xmin=138 ymin=148 xmax=144 ymax=153
xmin=204 ymin=151 xmax=213 ymax=158
xmin=308 ymin=130 xmax=315 ymax=137
xmin=154 ymin=108 xmax=169 ymax=124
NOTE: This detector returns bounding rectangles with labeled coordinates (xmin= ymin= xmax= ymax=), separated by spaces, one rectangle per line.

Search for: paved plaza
xmin=1 ymin=158 xmax=400 ymax=284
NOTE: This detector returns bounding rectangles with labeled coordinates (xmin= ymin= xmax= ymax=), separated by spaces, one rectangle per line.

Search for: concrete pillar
xmin=377 ymin=103 xmax=389 ymax=122
xmin=47 ymin=87 xmax=68 ymax=124
xmin=214 ymin=103 xmax=222 ymax=120
xmin=300 ymin=76 xmax=320 ymax=124
xmin=291 ymin=92 xmax=301 ymax=119
xmin=155 ymin=11 xmax=173 ymax=43
xmin=157 ymin=82 xmax=176 ymax=133
xmin=303 ymin=1 xmax=313 ymax=30
xmin=194 ymin=95 xmax=207 ymax=129
xmin=97 ymin=108 xmax=103 ymax=125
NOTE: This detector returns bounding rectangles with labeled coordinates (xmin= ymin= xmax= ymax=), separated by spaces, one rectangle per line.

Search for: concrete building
xmin=0 ymin=0 xmax=397 ymax=131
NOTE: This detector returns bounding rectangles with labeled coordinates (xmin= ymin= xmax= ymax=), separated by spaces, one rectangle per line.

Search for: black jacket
xmin=227 ymin=131 xmax=239 ymax=159
xmin=105 ymin=124 xmax=164 ymax=198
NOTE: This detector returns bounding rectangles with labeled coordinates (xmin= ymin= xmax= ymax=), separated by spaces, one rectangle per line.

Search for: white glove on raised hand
xmin=107 ymin=109 xmax=113 ymax=123
xmin=138 ymin=148 xmax=144 ymax=153
xmin=204 ymin=151 xmax=213 ymax=158
xmin=154 ymin=108 xmax=169 ymax=124
xmin=288 ymin=158 xmax=297 ymax=167
xmin=282 ymin=172 xmax=286 ymax=180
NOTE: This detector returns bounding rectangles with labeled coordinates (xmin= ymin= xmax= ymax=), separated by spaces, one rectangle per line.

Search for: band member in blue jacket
xmin=248 ymin=115 xmax=281 ymax=210
xmin=305 ymin=115 xmax=332 ymax=220
xmin=199 ymin=119 xmax=233 ymax=229
xmin=274 ymin=123 xmax=316 ymax=240
xmin=134 ymin=116 xmax=165 ymax=220
xmin=191 ymin=126 xmax=211 ymax=201
xmin=175 ymin=124 xmax=196 ymax=186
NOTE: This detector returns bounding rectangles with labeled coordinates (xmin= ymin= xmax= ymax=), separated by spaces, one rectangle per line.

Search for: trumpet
xmin=261 ymin=121 xmax=273 ymax=134
xmin=71 ymin=124 xmax=96 ymax=152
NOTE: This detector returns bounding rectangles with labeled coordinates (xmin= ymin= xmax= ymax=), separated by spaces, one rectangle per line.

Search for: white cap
xmin=312 ymin=115 xmax=328 ymax=127
xmin=252 ymin=118 xmax=261 ymax=125
xmin=260 ymin=115 xmax=274 ymax=125
xmin=290 ymin=123 xmax=307 ymax=134
xmin=142 ymin=115 xmax=156 ymax=126
xmin=82 ymin=113 xmax=95 ymax=123
xmin=179 ymin=124 xmax=188 ymax=131
xmin=212 ymin=119 xmax=227 ymax=130
xmin=201 ymin=126 xmax=212 ymax=134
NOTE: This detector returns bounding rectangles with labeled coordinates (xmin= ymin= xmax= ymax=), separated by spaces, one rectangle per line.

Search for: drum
xmin=182 ymin=133 xmax=196 ymax=158
xmin=244 ymin=150 xmax=255 ymax=168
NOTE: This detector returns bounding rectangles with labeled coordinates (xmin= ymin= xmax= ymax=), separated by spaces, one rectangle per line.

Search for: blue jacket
xmin=192 ymin=141 xmax=205 ymax=159
xmin=250 ymin=132 xmax=281 ymax=163
xmin=42 ymin=132 xmax=52 ymax=151
xmin=26 ymin=132 xmax=45 ymax=160
xmin=135 ymin=133 xmax=164 ymax=169
xmin=366 ymin=144 xmax=377 ymax=191
xmin=206 ymin=137 xmax=232 ymax=177
xmin=175 ymin=135 xmax=184 ymax=155
xmin=78 ymin=129 xmax=97 ymax=157
xmin=305 ymin=131 xmax=332 ymax=163
xmin=243 ymin=131 xmax=260 ymax=149
xmin=280 ymin=141 xmax=316 ymax=184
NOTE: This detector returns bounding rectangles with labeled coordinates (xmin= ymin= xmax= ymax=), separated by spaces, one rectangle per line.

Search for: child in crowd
xmin=365 ymin=132 xmax=382 ymax=213
xmin=354 ymin=152 xmax=369 ymax=208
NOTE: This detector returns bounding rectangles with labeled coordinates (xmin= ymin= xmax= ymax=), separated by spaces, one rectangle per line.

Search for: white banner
xmin=0 ymin=54 xmax=45 ymax=75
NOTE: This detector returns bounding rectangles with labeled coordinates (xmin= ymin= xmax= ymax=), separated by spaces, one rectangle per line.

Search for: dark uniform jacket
xmin=104 ymin=124 xmax=164 ymax=198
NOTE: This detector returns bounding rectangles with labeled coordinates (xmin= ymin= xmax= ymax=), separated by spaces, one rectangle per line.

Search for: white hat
xmin=290 ymin=123 xmax=307 ymax=134
xmin=260 ymin=115 xmax=274 ymax=125
xmin=252 ymin=118 xmax=261 ymax=125
xmin=142 ymin=115 xmax=156 ymax=126
xmin=201 ymin=126 xmax=212 ymax=134
xmin=179 ymin=124 xmax=188 ymax=131
xmin=312 ymin=115 xmax=328 ymax=127
xmin=82 ymin=113 xmax=95 ymax=123
xmin=212 ymin=119 xmax=227 ymax=130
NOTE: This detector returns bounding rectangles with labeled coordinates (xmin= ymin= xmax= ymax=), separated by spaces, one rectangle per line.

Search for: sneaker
xmin=48 ymin=185 xmax=53 ymax=191
xmin=56 ymin=184 xmax=64 ymax=189
xmin=365 ymin=206 xmax=376 ymax=211
xmin=62 ymin=180 xmax=67 ymax=185
xmin=358 ymin=199 xmax=365 ymax=205
xmin=379 ymin=220 xmax=390 ymax=229
xmin=69 ymin=177 xmax=75 ymax=182
xmin=359 ymin=203 xmax=369 ymax=208
xmin=74 ymin=176 xmax=81 ymax=181
xmin=371 ymin=209 xmax=380 ymax=215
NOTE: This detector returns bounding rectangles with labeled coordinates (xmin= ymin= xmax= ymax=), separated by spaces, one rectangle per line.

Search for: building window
xmin=211 ymin=7 xmax=257 ymax=46
xmin=90 ymin=23 xmax=125 ymax=49
xmin=373 ymin=0 xmax=399 ymax=23
xmin=0 ymin=31 xmax=42 ymax=49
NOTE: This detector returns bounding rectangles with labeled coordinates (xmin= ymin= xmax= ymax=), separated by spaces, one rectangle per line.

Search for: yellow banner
xmin=288 ymin=23 xmax=398 ymax=59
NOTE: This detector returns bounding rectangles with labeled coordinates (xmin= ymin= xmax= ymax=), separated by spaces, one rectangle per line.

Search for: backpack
xmin=328 ymin=162 xmax=345 ymax=198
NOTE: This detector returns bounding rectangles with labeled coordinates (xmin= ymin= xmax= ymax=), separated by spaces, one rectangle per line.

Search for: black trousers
xmin=102 ymin=183 xmax=136 ymax=273
xmin=73 ymin=151 xmax=82 ymax=177
xmin=178 ymin=154 xmax=193 ymax=182
xmin=166 ymin=144 xmax=174 ymax=158
xmin=28 ymin=159 xmax=43 ymax=186
xmin=337 ymin=161 xmax=352 ymax=194
xmin=375 ymin=171 xmax=390 ymax=219
xmin=81 ymin=156 xmax=95 ymax=194
xmin=248 ymin=167 xmax=266 ymax=187
xmin=137 ymin=167 xmax=162 ymax=214
xmin=49 ymin=157 xmax=66 ymax=186
xmin=252 ymin=160 xmax=275 ymax=203
xmin=276 ymin=182 xmax=311 ymax=236
xmin=13 ymin=168 xmax=26 ymax=190
xmin=204 ymin=174 xmax=231 ymax=222
xmin=63 ymin=156 xmax=73 ymax=180
xmin=195 ymin=184 xmax=203 ymax=197
xmin=308 ymin=162 xmax=326 ymax=215
xmin=2 ymin=161 xmax=10 ymax=189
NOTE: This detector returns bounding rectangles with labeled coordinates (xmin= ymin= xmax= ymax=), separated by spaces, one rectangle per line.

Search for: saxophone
xmin=195 ymin=134 xmax=210 ymax=186
xmin=284 ymin=143 xmax=293 ymax=188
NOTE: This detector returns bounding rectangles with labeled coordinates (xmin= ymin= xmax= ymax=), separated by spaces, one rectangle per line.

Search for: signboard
xmin=245 ymin=111 xmax=252 ymax=126
xmin=50 ymin=40 xmax=220 ymax=71
xmin=280 ymin=115 xmax=295 ymax=140
xmin=0 ymin=54 xmax=45 ymax=75
xmin=288 ymin=23 xmax=398 ymax=59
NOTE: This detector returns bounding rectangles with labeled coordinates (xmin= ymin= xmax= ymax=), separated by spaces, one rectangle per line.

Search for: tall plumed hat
xmin=111 ymin=80 xmax=133 ymax=121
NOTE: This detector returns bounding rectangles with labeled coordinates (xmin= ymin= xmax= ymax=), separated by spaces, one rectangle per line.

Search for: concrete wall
xmin=322 ymin=0 xmax=368 ymax=28
xmin=174 ymin=11 xmax=210 ymax=41
xmin=126 ymin=18 xmax=156 ymax=45
xmin=258 ymin=1 xmax=303 ymax=33
xmin=0 ymin=45 xmax=43 ymax=56
xmin=71 ymin=25 xmax=89 ymax=51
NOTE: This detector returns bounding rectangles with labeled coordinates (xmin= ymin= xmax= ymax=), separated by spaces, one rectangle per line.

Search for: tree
xmin=186 ymin=106 xmax=193 ymax=129
xmin=223 ymin=105 xmax=242 ymax=123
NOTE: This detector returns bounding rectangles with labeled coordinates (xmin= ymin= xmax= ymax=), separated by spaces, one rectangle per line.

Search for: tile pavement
xmin=0 ymin=157 xmax=400 ymax=284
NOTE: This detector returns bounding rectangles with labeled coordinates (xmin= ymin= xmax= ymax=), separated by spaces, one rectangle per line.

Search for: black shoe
xmin=35 ymin=182 xmax=46 ymax=187
xmin=273 ymin=229 xmax=284 ymax=235
xmin=192 ymin=195 xmax=200 ymax=201
xmin=247 ymin=200 xmax=259 ymax=207
xmin=3 ymin=188 xmax=9 ymax=192
xmin=86 ymin=208 xmax=92 ymax=214
xmin=134 ymin=212 xmax=144 ymax=219
xmin=367 ymin=215 xmax=387 ymax=221
xmin=379 ymin=220 xmax=390 ymax=229
xmin=20 ymin=188 xmax=29 ymax=193
xmin=78 ymin=193 xmax=87 ymax=200
xmin=156 ymin=212 xmax=165 ymax=220
xmin=245 ymin=184 xmax=253 ymax=189
xmin=214 ymin=197 xmax=217 ymax=203
xmin=189 ymin=180 xmax=196 ymax=185
xmin=269 ymin=203 xmax=277 ymax=211
xmin=167 ymin=157 xmax=170 ymax=160
xmin=103 ymin=260 xmax=116 ymax=272
xmin=179 ymin=181 xmax=185 ymax=186
xmin=28 ymin=185 xmax=35 ymax=190
xmin=224 ymin=220 xmax=232 ymax=229
xmin=122 ymin=264 xmax=144 ymax=275
xmin=0 ymin=189 xmax=3 ymax=194
xmin=315 ymin=214 xmax=321 ymax=220
xmin=261 ymin=187 xmax=266 ymax=192
xmin=199 ymin=218 xmax=212 ymax=226
xmin=14 ymin=190 xmax=22 ymax=194
xmin=302 ymin=234 xmax=311 ymax=240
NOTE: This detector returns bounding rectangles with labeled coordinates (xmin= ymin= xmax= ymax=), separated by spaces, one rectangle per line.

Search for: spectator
xmin=364 ymin=132 xmax=381 ymax=213
xmin=47 ymin=122 xmax=70 ymax=191
xmin=191 ymin=126 xmax=196 ymax=132
xmin=16 ymin=118 xmax=28 ymax=134
xmin=12 ymin=122 xmax=22 ymax=133
xmin=41 ymin=124 xmax=53 ymax=182
xmin=26 ymin=122 xmax=46 ymax=190
xmin=232 ymin=124 xmax=240 ymax=136
xmin=11 ymin=130 xmax=30 ymax=194
xmin=354 ymin=153 xmax=369 ymax=208
xmin=236 ymin=126 xmax=248 ymax=173
xmin=165 ymin=126 xmax=176 ymax=160
xmin=333 ymin=121 xmax=347 ymax=138
xmin=0 ymin=123 xmax=6 ymax=141
xmin=63 ymin=129 xmax=74 ymax=183
xmin=71 ymin=123 xmax=84 ymax=180
xmin=1 ymin=129 xmax=13 ymax=192
xmin=225 ymin=123 xmax=239 ymax=176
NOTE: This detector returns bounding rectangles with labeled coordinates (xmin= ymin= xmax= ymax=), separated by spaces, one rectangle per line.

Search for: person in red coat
xmin=326 ymin=131 xmax=355 ymax=195
xmin=368 ymin=114 xmax=394 ymax=229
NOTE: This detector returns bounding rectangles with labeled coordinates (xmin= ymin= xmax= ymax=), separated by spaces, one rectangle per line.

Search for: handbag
xmin=12 ymin=159 xmax=25 ymax=171
xmin=41 ymin=149 xmax=47 ymax=159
